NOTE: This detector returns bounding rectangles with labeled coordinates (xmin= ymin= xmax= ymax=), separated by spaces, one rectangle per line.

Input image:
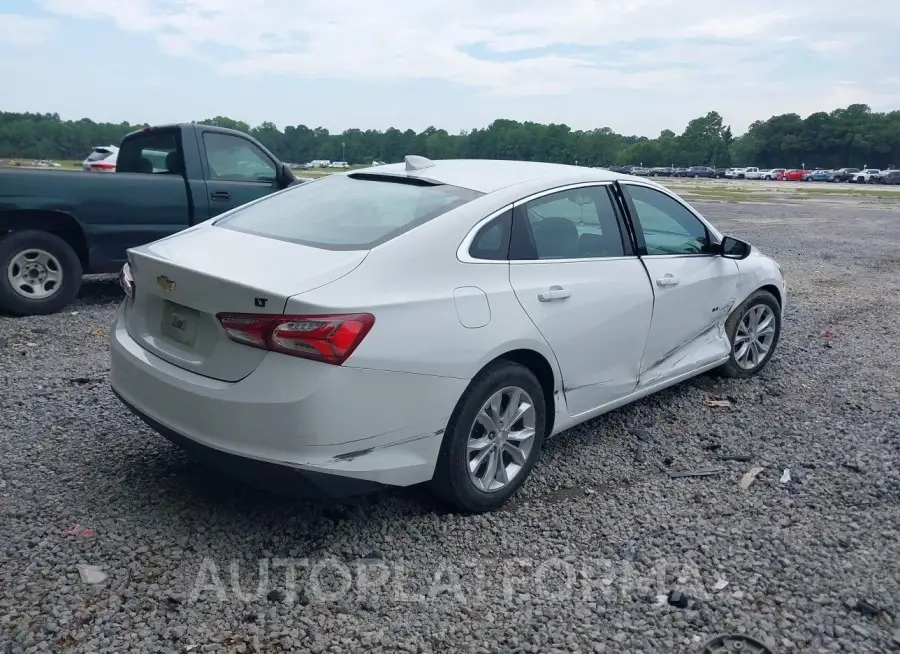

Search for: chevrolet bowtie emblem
xmin=156 ymin=275 xmax=176 ymax=292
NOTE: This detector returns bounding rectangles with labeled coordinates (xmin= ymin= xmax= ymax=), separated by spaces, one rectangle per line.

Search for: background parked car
xmin=743 ymin=167 xmax=764 ymax=180
xmin=714 ymin=168 xmax=729 ymax=178
xmin=852 ymin=169 xmax=882 ymax=183
xmin=87 ymin=149 xmax=118 ymax=172
xmin=82 ymin=145 xmax=118 ymax=171
xmin=764 ymin=169 xmax=785 ymax=180
xmin=879 ymin=170 xmax=900 ymax=185
xmin=781 ymin=169 xmax=810 ymax=181
xmin=829 ymin=168 xmax=859 ymax=182
xmin=686 ymin=166 xmax=715 ymax=178
xmin=804 ymin=170 xmax=833 ymax=182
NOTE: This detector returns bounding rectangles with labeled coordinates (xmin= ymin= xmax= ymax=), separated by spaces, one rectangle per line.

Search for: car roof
xmin=346 ymin=158 xmax=628 ymax=194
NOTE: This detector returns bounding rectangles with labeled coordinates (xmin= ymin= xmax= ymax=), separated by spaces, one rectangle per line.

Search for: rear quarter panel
xmin=282 ymin=191 xmax=563 ymax=387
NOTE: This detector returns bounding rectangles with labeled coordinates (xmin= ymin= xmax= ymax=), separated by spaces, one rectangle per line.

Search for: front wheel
xmin=0 ymin=230 xmax=83 ymax=316
xmin=430 ymin=361 xmax=546 ymax=513
xmin=716 ymin=290 xmax=782 ymax=379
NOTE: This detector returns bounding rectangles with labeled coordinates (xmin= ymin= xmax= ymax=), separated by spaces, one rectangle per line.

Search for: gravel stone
xmin=2 ymin=199 xmax=900 ymax=653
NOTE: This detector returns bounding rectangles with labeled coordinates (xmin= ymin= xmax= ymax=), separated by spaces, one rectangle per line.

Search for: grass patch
xmin=674 ymin=186 xmax=772 ymax=202
xmin=680 ymin=191 xmax=774 ymax=203
xmin=792 ymin=186 xmax=900 ymax=199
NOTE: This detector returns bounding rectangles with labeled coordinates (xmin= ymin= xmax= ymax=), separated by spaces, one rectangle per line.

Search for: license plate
xmin=161 ymin=301 xmax=198 ymax=347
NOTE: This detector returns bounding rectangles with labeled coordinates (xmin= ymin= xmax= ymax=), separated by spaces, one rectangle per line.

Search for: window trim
xmin=467 ymin=208 xmax=513 ymax=261
xmin=200 ymin=130 xmax=279 ymax=184
xmin=457 ymin=204 xmax=515 ymax=264
xmin=617 ymin=180 xmax=723 ymax=258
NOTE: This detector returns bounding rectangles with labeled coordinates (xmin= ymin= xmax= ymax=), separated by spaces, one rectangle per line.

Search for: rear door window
xmin=216 ymin=174 xmax=483 ymax=250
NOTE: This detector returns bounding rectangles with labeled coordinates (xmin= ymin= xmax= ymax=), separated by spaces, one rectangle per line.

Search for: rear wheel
xmin=0 ymin=230 xmax=83 ymax=316
xmin=430 ymin=361 xmax=546 ymax=513
xmin=716 ymin=290 xmax=781 ymax=379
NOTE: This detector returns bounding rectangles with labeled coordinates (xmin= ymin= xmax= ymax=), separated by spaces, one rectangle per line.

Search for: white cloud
xmin=34 ymin=0 xmax=898 ymax=96
xmin=0 ymin=13 xmax=54 ymax=46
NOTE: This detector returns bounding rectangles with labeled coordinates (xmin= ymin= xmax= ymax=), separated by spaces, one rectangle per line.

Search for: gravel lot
xmin=1 ymin=197 xmax=899 ymax=654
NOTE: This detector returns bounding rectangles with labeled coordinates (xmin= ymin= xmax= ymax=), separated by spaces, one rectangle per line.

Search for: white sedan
xmin=109 ymin=156 xmax=786 ymax=513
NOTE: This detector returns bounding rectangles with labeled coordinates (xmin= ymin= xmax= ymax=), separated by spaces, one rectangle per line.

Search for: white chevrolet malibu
xmin=110 ymin=156 xmax=786 ymax=513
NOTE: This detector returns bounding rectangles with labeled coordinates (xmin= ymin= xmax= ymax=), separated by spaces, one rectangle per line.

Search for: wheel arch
xmin=759 ymin=283 xmax=782 ymax=308
xmin=0 ymin=210 xmax=89 ymax=270
xmin=478 ymin=347 xmax=559 ymax=438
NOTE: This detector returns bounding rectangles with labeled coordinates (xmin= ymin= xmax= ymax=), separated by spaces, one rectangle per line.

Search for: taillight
xmin=119 ymin=262 xmax=134 ymax=299
xmin=216 ymin=313 xmax=375 ymax=365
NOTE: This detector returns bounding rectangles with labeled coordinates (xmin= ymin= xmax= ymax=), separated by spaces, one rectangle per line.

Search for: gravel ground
xmin=1 ymin=199 xmax=899 ymax=654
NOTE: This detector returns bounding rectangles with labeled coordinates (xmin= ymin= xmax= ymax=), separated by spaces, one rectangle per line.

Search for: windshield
xmin=216 ymin=174 xmax=484 ymax=250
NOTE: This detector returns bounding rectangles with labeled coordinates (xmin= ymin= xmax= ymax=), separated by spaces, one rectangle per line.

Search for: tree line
xmin=1 ymin=103 xmax=897 ymax=170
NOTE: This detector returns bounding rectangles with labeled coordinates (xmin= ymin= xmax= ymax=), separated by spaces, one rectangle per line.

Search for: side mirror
xmin=276 ymin=162 xmax=295 ymax=187
xmin=720 ymin=236 xmax=751 ymax=260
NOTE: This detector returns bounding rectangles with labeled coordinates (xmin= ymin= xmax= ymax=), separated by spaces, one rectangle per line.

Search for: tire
xmin=430 ymin=360 xmax=547 ymax=513
xmin=0 ymin=230 xmax=83 ymax=316
xmin=693 ymin=174 xmax=700 ymax=178
xmin=716 ymin=290 xmax=782 ymax=379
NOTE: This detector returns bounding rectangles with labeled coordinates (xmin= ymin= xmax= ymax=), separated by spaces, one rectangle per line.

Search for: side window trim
xmin=509 ymin=182 xmax=635 ymax=263
xmin=457 ymin=204 xmax=514 ymax=264
xmin=467 ymin=209 xmax=512 ymax=261
xmin=201 ymin=130 xmax=278 ymax=183
xmin=617 ymin=181 xmax=721 ymax=258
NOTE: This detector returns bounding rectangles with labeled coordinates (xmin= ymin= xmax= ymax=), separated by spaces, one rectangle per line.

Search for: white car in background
xmin=82 ymin=145 xmax=118 ymax=172
xmin=743 ymin=167 xmax=763 ymax=180
xmin=852 ymin=169 xmax=882 ymax=183
xmin=109 ymin=156 xmax=786 ymax=513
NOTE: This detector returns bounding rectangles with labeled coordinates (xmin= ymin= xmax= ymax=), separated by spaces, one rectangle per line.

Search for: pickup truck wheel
xmin=0 ymin=231 xmax=83 ymax=316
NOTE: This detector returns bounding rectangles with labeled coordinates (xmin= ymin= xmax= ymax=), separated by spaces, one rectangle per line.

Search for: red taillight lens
xmin=119 ymin=262 xmax=134 ymax=299
xmin=216 ymin=313 xmax=375 ymax=365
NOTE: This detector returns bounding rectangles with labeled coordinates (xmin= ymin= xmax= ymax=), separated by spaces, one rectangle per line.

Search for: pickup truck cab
xmin=742 ymin=167 xmax=762 ymax=179
xmin=0 ymin=123 xmax=299 ymax=315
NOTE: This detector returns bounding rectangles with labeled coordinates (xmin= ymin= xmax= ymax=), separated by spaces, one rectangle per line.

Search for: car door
xmin=618 ymin=182 xmax=740 ymax=387
xmin=507 ymin=183 xmax=654 ymax=417
xmin=200 ymin=131 xmax=283 ymax=218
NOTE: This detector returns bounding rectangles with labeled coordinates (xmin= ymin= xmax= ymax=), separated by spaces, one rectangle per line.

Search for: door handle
xmin=537 ymin=285 xmax=572 ymax=302
xmin=656 ymin=274 xmax=680 ymax=287
xmin=210 ymin=191 xmax=231 ymax=202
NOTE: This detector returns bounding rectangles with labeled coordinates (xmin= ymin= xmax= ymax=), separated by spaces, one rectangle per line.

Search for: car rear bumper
xmin=108 ymin=304 xmax=467 ymax=489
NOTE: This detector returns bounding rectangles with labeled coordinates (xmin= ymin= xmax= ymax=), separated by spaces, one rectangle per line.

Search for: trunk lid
xmin=125 ymin=225 xmax=368 ymax=382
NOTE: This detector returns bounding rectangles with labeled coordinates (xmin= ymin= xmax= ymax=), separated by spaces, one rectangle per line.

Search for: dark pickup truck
xmin=0 ymin=123 xmax=301 ymax=315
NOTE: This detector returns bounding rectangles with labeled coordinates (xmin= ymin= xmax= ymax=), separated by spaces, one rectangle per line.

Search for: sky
xmin=1 ymin=0 xmax=898 ymax=137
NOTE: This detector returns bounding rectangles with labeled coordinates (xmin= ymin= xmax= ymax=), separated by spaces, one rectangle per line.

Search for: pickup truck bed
xmin=0 ymin=123 xmax=299 ymax=315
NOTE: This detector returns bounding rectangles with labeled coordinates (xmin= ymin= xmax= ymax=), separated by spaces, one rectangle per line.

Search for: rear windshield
xmin=116 ymin=130 xmax=182 ymax=174
xmin=216 ymin=174 xmax=484 ymax=250
xmin=86 ymin=150 xmax=112 ymax=162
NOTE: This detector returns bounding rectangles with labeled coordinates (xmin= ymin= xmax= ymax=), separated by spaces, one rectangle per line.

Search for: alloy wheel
xmin=466 ymin=386 xmax=536 ymax=492
xmin=733 ymin=304 xmax=777 ymax=370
